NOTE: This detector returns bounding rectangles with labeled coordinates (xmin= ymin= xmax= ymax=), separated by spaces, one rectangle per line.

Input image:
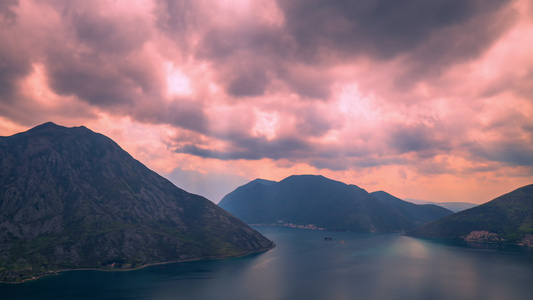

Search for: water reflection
xmin=368 ymin=236 xmax=479 ymax=299
xmin=2 ymin=227 xmax=533 ymax=300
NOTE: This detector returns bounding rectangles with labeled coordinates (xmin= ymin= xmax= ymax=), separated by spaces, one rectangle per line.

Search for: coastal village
xmin=464 ymin=231 xmax=533 ymax=247
xmin=252 ymin=221 xmax=325 ymax=230
xmin=463 ymin=231 xmax=505 ymax=243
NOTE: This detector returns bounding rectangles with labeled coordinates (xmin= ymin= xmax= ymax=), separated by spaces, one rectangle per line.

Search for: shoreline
xmin=1 ymin=244 xmax=275 ymax=284
xmin=404 ymin=234 xmax=533 ymax=249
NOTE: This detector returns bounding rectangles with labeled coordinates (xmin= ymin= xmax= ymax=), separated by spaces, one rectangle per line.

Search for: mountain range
xmin=403 ymin=199 xmax=477 ymax=212
xmin=0 ymin=122 xmax=274 ymax=282
xmin=218 ymin=175 xmax=453 ymax=232
xmin=407 ymin=184 xmax=533 ymax=245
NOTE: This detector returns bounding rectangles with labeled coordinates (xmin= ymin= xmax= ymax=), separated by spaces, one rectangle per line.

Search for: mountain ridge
xmin=369 ymin=191 xmax=456 ymax=225
xmin=219 ymin=175 xmax=453 ymax=232
xmin=407 ymin=184 xmax=533 ymax=245
xmin=403 ymin=198 xmax=478 ymax=212
xmin=0 ymin=122 xmax=274 ymax=282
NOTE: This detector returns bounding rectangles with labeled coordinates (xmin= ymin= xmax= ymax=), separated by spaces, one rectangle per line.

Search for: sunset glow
xmin=1 ymin=0 xmax=532 ymax=203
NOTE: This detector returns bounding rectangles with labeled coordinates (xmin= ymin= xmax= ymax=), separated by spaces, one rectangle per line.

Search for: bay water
xmin=2 ymin=226 xmax=533 ymax=300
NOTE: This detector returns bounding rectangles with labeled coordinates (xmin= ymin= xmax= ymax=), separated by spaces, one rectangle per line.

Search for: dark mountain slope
xmin=0 ymin=122 xmax=273 ymax=282
xmin=219 ymin=175 xmax=452 ymax=232
xmin=407 ymin=184 xmax=533 ymax=244
xmin=370 ymin=191 xmax=453 ymax=225
xmin=404 ymin=198 xmax=477 ymax=212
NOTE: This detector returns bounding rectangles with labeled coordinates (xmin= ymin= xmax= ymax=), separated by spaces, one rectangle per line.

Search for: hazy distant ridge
xmin=403 ymin=198 xmax=478 ymax=212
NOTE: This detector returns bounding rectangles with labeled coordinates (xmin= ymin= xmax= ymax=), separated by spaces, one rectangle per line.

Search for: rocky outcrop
xmin=0 ymin=122 xmax=274 ymax=282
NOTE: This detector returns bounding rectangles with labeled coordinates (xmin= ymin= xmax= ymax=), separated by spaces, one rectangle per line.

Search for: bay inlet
xmin=2 ymin=226 xmax=533 ymax=300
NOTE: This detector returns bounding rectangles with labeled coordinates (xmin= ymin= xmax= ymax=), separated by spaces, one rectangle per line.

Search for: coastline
xmin=405 ymin=234 xmax=533 ymax=249
xmin=1 ymin=244 xmax=275 ymax=284
xmin=250 ymin=223 xmax=325 ymax=230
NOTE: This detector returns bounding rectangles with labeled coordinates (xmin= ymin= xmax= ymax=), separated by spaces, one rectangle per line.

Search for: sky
xmin=1 ymin=0 xmax=532 ymax=204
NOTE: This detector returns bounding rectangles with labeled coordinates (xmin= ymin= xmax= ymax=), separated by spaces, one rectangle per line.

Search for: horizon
xmin=1 ymin=0 xmax=532 ymax=204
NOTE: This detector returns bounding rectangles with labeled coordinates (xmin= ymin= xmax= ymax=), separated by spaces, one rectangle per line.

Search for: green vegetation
xmin=407 ymin=184 xmax=533 ymax=244
xmin=0 ymin=122 xmax=274 ymax=282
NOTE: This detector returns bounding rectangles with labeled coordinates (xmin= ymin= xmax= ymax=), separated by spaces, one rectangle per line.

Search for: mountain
xmin=407 ymin=184 xmax=533 ymax=245
xmin=369 ymin=191 xmax=455 ymax=224
xmin=404 ymin=198 xmax=477 ymax=212
xmin=218 ymin=175 xmax=453 ymax=233
xmin=0 ymin=122 xmax=274 ymax=282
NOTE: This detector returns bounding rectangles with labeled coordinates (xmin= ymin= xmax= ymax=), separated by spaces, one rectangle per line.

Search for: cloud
xmin=0 ymin=8 xmax=32 ymax=103
xmin=0 ymin=0 xmax=18 ymax=25
xmin=387 ymin=123 xmax=451 ymax=155
xmin=276 ymin=0 xmax=513 ymax=71
xmin=70 ymin=9 xmax=151 ymax=55
xmin=175 ymin=135 xmax=311 ymax=161
xmin=471 ymin=141 xmax=533 ymax=166
xmin=226 ymin=67 xmax=269 ymax=98
xmin=0 ymin=0 xmax=532 ymax=204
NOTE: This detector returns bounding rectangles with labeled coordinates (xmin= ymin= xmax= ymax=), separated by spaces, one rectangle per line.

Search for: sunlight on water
xmin=1 ymin=227 xmax=533 ymax=300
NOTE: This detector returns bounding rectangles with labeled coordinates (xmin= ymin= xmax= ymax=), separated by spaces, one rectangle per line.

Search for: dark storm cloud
xmin=45 ymin=54 xmax=144 ymax=106
xmin=133 ymin=99 xmax=209 ymax=134
xmin=0 ymin=0 xmax=31 ymax=104
xmin=175 ymin=135 xmax=311 ymax=160
xmin=0 ymin=0 xmax=208 ymax=134
xmin=175 ymin=144 xmax=265 ymax=160
xmin=170 ymin=101 xmax=341 ymax=161
xmin=471 ymin=141 xmax=533 ymax=166
xmin=275 ymin=0 xmax=515 ymax=94
xmin=191 ymin=0 xmax=513 ymax=100
xmin=0 ymin=0 xmax=530 ymax=181
xmin=226 ymin=67 xmax=269 ymax=98
xmin=167 ymin=100 xmax=209 ymax=134
xmin=196 ymin=22 xmax=291 ymax=98
xmin=276 ymin=0 xmax=512 ymax=61
xmin=41 ymin=3 xmax=156 ymax=106
xmin=0 ymin=47 xmax=32 ymax=103
xmin=70 ymin=10 xmax=151 ymax=55
xmin=387 ymin=124 xmax=451 ymax=155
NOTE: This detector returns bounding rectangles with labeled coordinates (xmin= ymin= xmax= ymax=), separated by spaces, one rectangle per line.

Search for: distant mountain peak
xmin=281 ymin=174 xmax=350 ymax=187
xmin=219 ymin=175 xmax=452 ymax=232
xmin=22 ymin=122 xmax=91 ymax=136
xmin=283 ymin=174 xmax=330 ymax=181
xmin=29 ymin=121 xmax=78 ymax=131
xmin=35 ymin=121 xmax=60 ymax=127
xmin=249 ymin=178 xmax=277 ymax=185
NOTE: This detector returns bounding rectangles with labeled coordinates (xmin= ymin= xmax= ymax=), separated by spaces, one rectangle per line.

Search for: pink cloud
xmin=0 ymin=0 xmax=532 ymax=203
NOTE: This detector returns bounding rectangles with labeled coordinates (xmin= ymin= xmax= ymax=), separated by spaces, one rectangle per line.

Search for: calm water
xmin=2 ymin=227 xmax=533 ymax=300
